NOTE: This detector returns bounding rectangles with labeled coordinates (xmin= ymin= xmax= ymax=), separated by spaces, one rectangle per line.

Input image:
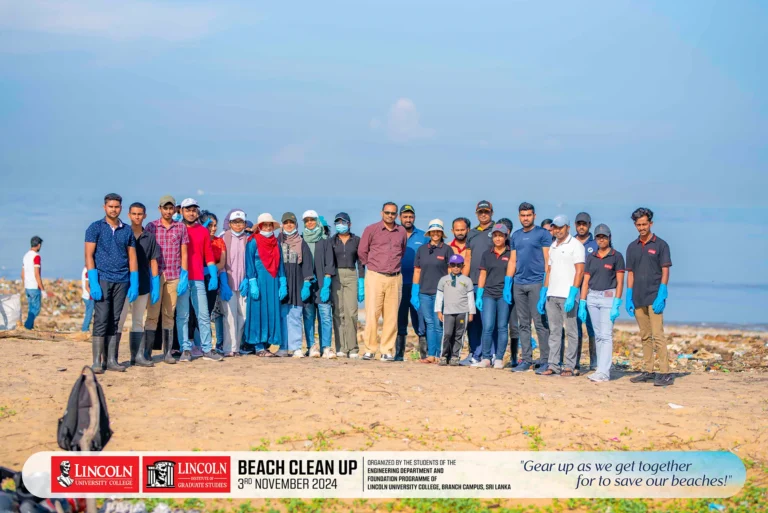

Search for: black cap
xmin=575 ymin=212 xmax=591 ymax=224
xmin=400 ymin=204 xmax=415 ymax=214
xmin=334 ymin=212 xmax=351 ymax=224
xmin=30 ymin=236 xmax=43 ymax=247
xmin=476 ymin=200 xmax=493 ymax=212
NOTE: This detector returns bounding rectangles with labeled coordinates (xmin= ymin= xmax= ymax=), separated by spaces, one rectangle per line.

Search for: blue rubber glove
xmin=475 ymin=287 xmax=484 ymax=312
xmin=279 ymin=276 xmax=288 ymax=300
xmin=127 ymin=271 xmax=139 ymax=303
xmin=625 ymin=288 xmax=635 ymax=318
xmin=320 ymin=279 xmax=331 ymax=303
xmin=577 ymin=300 xmax=587 ymax=323
xmin=207 ymin=264 xmax=219 ymax=291
xmin=357 ymin=278 xmax=365 ymax=302
xmin=610 ymin=297 xmax=622 ymax=323
xmin=537 ymin=286 xmax=548 ymax=315
xmin=219 ymin=272 xmax=233 ymax=301
xmin=249 ymin=278 xmax=260 ymax=300
xmin=239 ymin=278 xmax=249 ymax=297
xmin=503 ymin=276 xmax=513 ymax=305
xmin=87 ymin=269 xmax=102 ymax=301
xmin=150 ymin=274 xmax=160 ymax=304
xmin=652 ymin=283 xmax=668 ymax=314
xmin=301 ymin=280 xmax=312 ymax=302
xmin=177 ymin=269 xmax=189 ymax=296
xmin=410 ymin=284 xmax=420 ymax=310
xmin=564 ymin=286 xmax=579 ymax=313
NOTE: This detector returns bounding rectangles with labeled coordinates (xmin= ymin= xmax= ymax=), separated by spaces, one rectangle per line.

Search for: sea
xmin=2 ymin=189 xmax=766 ymax=330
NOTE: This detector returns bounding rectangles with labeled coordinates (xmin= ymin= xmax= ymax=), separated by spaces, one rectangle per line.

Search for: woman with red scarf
xmin=244 ymin=213 xmax=287 ymax=356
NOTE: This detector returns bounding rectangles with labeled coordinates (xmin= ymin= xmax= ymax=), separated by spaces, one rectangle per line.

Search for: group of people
xmin=22 ymin=194 xmax=674 ymax=386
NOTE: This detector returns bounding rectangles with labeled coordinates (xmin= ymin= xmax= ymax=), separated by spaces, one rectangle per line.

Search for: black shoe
xmin=654 ymin=373 xmax=675 ymax=387
xmin=362 ymin=352 xmax=375 ymax=360
xmin=394 ymin=335 xmax=406 ymax=361
xmin=630 ymin=372 xmax=656 ymax=383
xmin=106 ymin=335 xmax=127 ymax=372
xmin=91 ymin=336 xmax=105 ymax=374
xmin=203 ymin=351 xmax=223 ymax=362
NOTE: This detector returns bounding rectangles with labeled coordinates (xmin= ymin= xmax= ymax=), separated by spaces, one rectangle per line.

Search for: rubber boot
xmin=106 ymin=335 xmax=127 ymax=372
xmin=163 ymin=329 xmax=176 ymax=364
xmin=91 ymin=336 xmax=105 ymax=374
xmin=131 ymin=332 xmax=154 ymax=367
xmin=418 ymin=336 xmax=428 ymax=360
xmin=506 ymin=337 xmax=519 ymax=368
xmin=144 ymin=329 xmax=156 ymax=362
xmin=589 ymin=336 xmax=597 ymax=370
xmin=394 ymin=335 xmax=406 ymax=361
xmin=115 ymin=333 xmax=125 ymax=367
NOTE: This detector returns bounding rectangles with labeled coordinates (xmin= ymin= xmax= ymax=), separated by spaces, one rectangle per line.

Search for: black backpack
xmin=56 ymin=366 xmax=113 ymax=452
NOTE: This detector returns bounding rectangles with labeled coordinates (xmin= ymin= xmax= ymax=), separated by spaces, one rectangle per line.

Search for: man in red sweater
xmin=176 ymin=198 xmax=223 ymax=362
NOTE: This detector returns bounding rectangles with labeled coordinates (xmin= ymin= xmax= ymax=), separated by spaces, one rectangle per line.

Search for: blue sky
xmin=1 ymin=1 xmax=767 ymax=290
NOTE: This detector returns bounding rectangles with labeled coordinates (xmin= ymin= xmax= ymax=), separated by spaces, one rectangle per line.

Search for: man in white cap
xmin=537 ymin=215 xmax=585 ymax=376
xmin=220 ymin=210 xmax=249 ymax=356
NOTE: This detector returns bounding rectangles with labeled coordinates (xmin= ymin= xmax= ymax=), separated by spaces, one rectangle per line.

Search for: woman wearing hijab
xmin=301 ymin=210 xmax=336 ymax=358
xmin=244 ymin=213 xmax=287 ymax=356
xmin=330 ymin=212 xmax=365 ymax=358
xmin=410 ymin=219 xmax=453 ymax=363
xmin=277 ymin=212 xmax=314 ymax=358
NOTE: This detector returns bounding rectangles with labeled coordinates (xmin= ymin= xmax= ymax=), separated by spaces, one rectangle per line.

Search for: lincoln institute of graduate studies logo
xmin=143 ymin=456 xmax=230 ymax=493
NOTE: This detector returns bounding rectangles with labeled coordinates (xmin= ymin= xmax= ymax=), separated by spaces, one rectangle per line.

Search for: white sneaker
xmin=323 ymin=348 xmax=337 ymax=359
xmin=336 ymin=351 xmax=347 ymax=358
xmin=292 ymin=350 xmax=305 ymax=358
xmin=493 ymin=359 xmax=504 ymax=369
xmin=349 ymin=352 xmax=359 ymax=359
xmin=309 ymin=346 xmax=321 ymax=358
xmin=471 ymin=359 xmax=492 ymax=368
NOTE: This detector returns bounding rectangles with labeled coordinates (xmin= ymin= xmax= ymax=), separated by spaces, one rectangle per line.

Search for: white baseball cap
xmin=426 ymin=219 xmax=444 ymax=234
xmin=229 ymin=210 xmax=247 ymax=221
xmin=302 ymin=210 xmax=319 ymax=220
xmin=180 ymin=198 xmax=199 ymax=209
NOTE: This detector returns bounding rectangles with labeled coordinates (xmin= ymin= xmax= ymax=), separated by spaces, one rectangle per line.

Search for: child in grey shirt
xmin=436 ymin=254 xmax=476 ymax=365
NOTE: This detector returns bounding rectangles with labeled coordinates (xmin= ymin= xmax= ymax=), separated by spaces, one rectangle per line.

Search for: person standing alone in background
xmin=626 ymin=207 xmax=674 ymax=387
xmin=21 ymin=236 xmax=45 ymax=330
xmin=81 ymin=266 xmax=94 ymax=332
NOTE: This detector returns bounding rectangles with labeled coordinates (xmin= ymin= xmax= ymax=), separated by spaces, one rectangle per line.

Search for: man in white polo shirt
xmin=21 ymin=235 xmax=45 ymax=330
xmin=536 ymin=215 xmax=585 ymax=376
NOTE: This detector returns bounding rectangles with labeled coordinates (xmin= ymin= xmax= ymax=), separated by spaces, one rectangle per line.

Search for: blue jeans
xmin=215 ymin=316 xmax=224 ymax=351
xmin=398 ymin=284 xmax=425 ymax=336
xmin=82 ymin=299 xmax=94 ymax=332
xmin=586 ymin=290 xmax=615 ymax=379
xmin=481 ymin=296 xmax=510 ymax=361
xmin=281 ymin=304 xmax=304 ymax=351
xmin=303 ymin=303 xmax=333 ymax=350
xmin=176 ymin=280 xmax=212 ymax=353
xmin=419 ymin=293 xmax=443 ymax=357
xmin=467 ymin=312 xmax=483 ymax=360
xmin=24 ymin=289 xmax=41 ymax=330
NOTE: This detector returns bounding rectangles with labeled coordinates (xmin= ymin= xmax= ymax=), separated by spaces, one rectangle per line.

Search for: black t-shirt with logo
xmin=585 ymin=249 xmax=625 ymax=291
xmin=625 ymin=235 xmax=672 ymax=307
xmin=479 ymin=247 xmax=511 ymax=299
xmin=415 ymin=242 xmax=454 ymax=295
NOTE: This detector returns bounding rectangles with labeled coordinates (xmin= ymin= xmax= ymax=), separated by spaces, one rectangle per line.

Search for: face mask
xmin=172 ymin=213 xmax=182 ymax=222
xmin=231 ymin=229 xmax=244 ymax=236
xmin=335 ymin=224 xmax=349 ymax=234
xmin=260 ymin=230 xmax=274 ymax=238
xmin=283 ymin=228 xmax=297 ymax=236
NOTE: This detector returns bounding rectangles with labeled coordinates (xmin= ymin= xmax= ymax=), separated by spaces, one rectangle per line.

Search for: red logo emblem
xmin=502 ymin=257 xmax=509 ymax=261
xmin=51 ymin=456 xmax=140 ymax=494
xmin=604 ymin=264 xmax=612 ymax=269
xmin=143 ymin=456 xmax=230 ymax=493
xmin=648 ymin=249 xmax=656 ymax=254
xmin=436 ymin=256 xmax=444 ymax=260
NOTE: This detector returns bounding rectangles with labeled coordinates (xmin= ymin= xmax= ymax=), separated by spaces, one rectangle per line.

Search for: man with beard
xmin=460 ymin=200 xmax=495 ymax=365
xmin=450 ymin=217 xmax=470 ymax=264
xmin=396 ymin=204 xmax=426 ymax=361
xmin=573 ymin=212 xmax=598 ymax=370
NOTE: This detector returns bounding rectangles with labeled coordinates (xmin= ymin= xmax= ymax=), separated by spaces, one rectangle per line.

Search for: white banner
xmin=23 ymin=451 xmax=745 ymax=499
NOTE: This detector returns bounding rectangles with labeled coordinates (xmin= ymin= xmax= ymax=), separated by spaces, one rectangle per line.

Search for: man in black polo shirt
xmin=462 ymin=200 xmax=495 ymax=365
xmin=625 ymin=207 xmax=673 ymax=387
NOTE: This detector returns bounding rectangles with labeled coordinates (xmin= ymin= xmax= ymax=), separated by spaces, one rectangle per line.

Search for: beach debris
xmin=668 ymin=403 xmax=684 ymax=409
xmin=708 ymin=503 xmax=726 ymax=512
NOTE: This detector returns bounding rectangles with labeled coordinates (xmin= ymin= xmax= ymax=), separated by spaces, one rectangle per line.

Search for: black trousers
xmin=442 ymin=313 xmax=468 ymax=361
xmin=93 ymin=280 xmax=128 ymax=337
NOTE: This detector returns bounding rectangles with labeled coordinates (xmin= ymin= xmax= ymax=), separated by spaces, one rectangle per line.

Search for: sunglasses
xmin=448 ymin=263 xmax=463 ymax=268
xmin=383 ymin=211 xmax=397 ymax=216
xmin=477 ymin=209 xmax=492 ymax=215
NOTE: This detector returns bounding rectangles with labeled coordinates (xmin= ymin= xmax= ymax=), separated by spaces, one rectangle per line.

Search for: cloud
xmin=0 ymin=0 xmax=222 ymax=41
xmin=272 ymin=143 xmax=309 ymax=166
xmin=372 ymin=98 xmax=435 ymax=143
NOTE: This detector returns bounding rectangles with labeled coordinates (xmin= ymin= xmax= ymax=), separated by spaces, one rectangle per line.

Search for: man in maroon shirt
xmin=358 ymin=202 xmax=408 ymax=362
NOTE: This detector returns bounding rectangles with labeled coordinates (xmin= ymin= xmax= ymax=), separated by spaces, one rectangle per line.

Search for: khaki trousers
xmin=332 ymin=268 xmax=359 ymax=355
xmin=144 ymin=276 xmax=179 ymax=331
xmin=635 ymin=306 xmax=669 ymax=373
xmin=363 ymin=271 xmax=402 ymax=356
